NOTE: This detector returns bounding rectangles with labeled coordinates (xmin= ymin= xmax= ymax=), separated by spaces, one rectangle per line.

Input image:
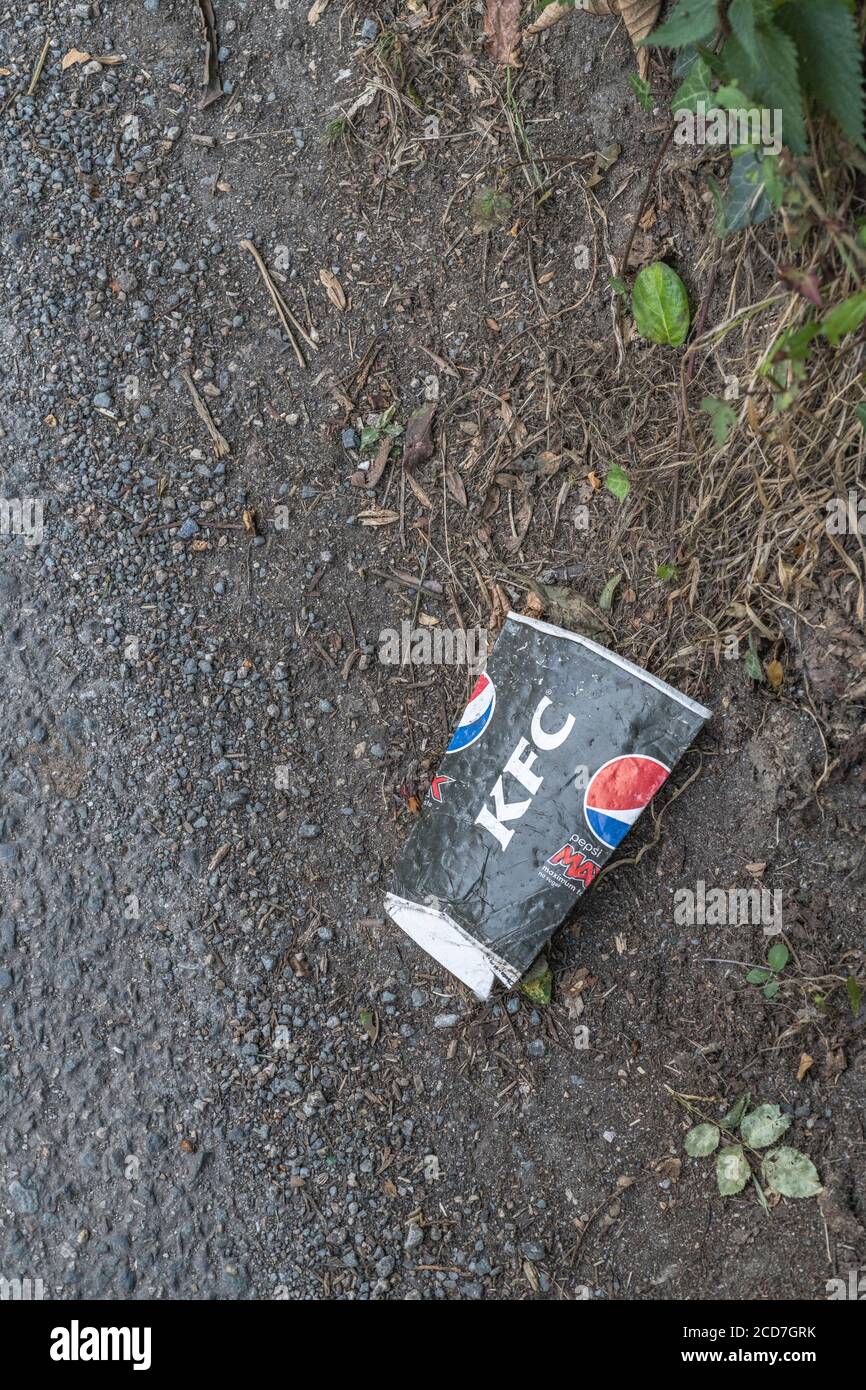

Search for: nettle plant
xmin=649 ymin=0 xmax=865 ymax=234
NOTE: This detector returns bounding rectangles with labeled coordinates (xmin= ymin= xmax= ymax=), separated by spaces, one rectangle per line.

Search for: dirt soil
xmin=0 ymin=0 xmax=864 ymax=1301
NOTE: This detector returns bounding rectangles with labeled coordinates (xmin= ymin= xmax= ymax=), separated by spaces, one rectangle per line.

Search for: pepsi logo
xmin=584 ymin=754 xmax=669 ymax=848
xmin=445 ymin=673 xmax=496 ymax=754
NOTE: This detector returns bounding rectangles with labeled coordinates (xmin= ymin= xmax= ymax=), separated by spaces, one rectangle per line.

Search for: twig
xmin=238 ymin=239 xmax=318 ymax=367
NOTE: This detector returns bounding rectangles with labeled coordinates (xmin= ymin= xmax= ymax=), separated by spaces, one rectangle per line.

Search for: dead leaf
xmin=656 ymin=1155 xmax=682 ymax=1184
xmin=62 ymin=48 xmax=91 ymax=70
xmin=350 ymin=436 xmax=391 ymax=489
xmin=319 ymin=268 xmax=347 ymax=311
xmin=445 ymin=469 xmax=468 ymax=508
xmin=797 ymin=1052 xmax=813 ymax=1082
xmin=505 ymin=496 xmax=533 ymax=552
xmin=485 ymin=0 xmax=522 ymax=64
xmin=242 ymin=508 xmax=257 ymax=536
xmin=195 ymin=0 xmax=224 ymax=109
xmin=307 ymin=0 xmax=331 ymax=22
xmin=525 ymin=0 xmax=572 ymax=34
xmin=405 ymin=472 xmax=435 ymax=509
xmin=358 ymin=507 xmax=400 ymax=527
xmin=765 ymin=658 xmax=784 ymax=690
xmin=402 ymin=402 xmax=437 ymax=471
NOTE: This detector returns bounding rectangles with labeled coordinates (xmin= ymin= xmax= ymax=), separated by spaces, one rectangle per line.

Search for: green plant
xmin=673 ymin=1088 xmax=823 ymax=1201
xmin=644 ymin=0 xmax=866 ymax=233
xmin=746 ymin=941 xmax=790 ymax=997
xmin=360 ymin=403 xmax=403 ymax=453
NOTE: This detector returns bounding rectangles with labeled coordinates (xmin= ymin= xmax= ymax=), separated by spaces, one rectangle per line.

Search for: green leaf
xmin=598 ymin=574 xmax=622 ymax=610
xmin=747 ymin=967 xmax=772 ymax=984
xmin=656 ymin=562 xmax=679 ymax=580
xmin=716 ymin=148 xmax=775 ymax=235
xmin=722 ymin=1093 xmax=750 ymax=1130
xmin=685 ymin=1122 xmax=721 ymax=1157
xmin=847 ymin=975 xmax=863 ymax=1016
xmin=605 ymin=463 xmax=630 ymax=499
xmin=723 ymin=20 xmax=806 ymax=155
xmin=716 ymin=1145 xmax=750 ymax=1195
xmin=740 ymin=1103 xmax=791 ymax=1149
xmin=672 ymin=55 xmax=715 ymax=112
xmin=727 ymin=0 xmax=775 ymax=56
xmin=610 ymin=276 xmax=628 ymax=296
xmin=857 ymin=404 xmax=866 ymax=429
xmin=744 ymin=634 xmax=764 ymax=682
xmin=628 ymin=73 xmax=654 ymax=112
xmin=762 ymin=1145 xmax=822 ymax=1198
xmin=767 ymin=942 xmax=789 ymax=973
xmin=821 ymin=291 xmax=866 ymax=347
xmin=763 ymin=979 xmax=781 ymax=998
xmin=645 ymin=0 xmax=719 ymax=48
xmin=632 ymin=263 xmax=691 ymax=346
xmin=700 ymin=395 xmax=736 ymax=445
xmin=777 ymin=0 xmax=865 ymax=150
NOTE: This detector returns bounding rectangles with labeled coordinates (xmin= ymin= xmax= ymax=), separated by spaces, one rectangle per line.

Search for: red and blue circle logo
xmin=584 ymin=754 xmax=669 ymax=848
xmin=446 ymin=673 xmax=496 ymax=753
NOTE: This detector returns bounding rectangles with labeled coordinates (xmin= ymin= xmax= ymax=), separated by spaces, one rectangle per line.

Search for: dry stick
xmin=181 ymin=369 xmax=230 ymax=458
xmin=238 ymin=239 xmax=318 ymax=368
xmin=27 ymin=34 xmax=52 ymax=96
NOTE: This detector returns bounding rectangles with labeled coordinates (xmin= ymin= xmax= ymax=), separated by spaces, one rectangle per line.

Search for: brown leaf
xmin=307 ymin=0 xmax=331 ymax=22
xmin=402 ymin=402 xmax=437 ymax=471
xmin=405 ymin=471 xmax=435 ymax=509
xmin=445 ymin=469 xmax=468 ymax=508
xmin=765 ymin=658 xmax=784 ymax=690
xmin=319 ymin=268 xmax=347 ymax=311
xmin=485 ymin=0 xmax=522 ymax=65
xmin=349 ymin=436 xmax=391 ymax=489
xmin=616 ymin=0 xmax=661 ymax=78
xmin=62 ymin=48 xmax=91 ymax=70
xmin=797 ymin=1052 xmax=813 ymax=1082
xmin=525 ymin=0 xmax=573 ymax=34
xmin=195 ymin=0 xmax=224 ymax=109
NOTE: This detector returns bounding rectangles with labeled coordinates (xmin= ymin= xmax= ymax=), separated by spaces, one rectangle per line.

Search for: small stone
xmin=434 ymin=1013 xmax=459 ymax=1029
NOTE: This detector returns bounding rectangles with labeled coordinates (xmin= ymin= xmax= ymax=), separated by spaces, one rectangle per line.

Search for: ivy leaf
xmin=822 ymin=291 xmax=866 ymax=347
xmin=716 ymin=148 xmax=775 ymax=235
xmin=685 ymin=1123 xmax=720 ymax=1157
xmin=777 ymin=0 xmax=865 ymax=151
xmin=740 ymin=1103 xmax=791 ymax=1149
xmin=762 ymin=1146 xmax=822 ymax=1199
xmin=672 ymin=54 xmax=714 ymax=112
xmin=723 ymin=20 xmax=806 ymax=155
xmin=628 ymin=73 xmax=654 ymax=112
xmin=606 ymin=463 xmax=631 ymax=499
xmin=767 ymin=942 xmax=789 ymax=973
xmin=644 ymin=0 xmax=719 ymax=48
xmin=632 ymin=263 xmax=691 ymax=346
xmin=700 ymin=395 xmax=736 ymax=445
xmin=716 ymin=1145 xmax=750 ymax=1195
